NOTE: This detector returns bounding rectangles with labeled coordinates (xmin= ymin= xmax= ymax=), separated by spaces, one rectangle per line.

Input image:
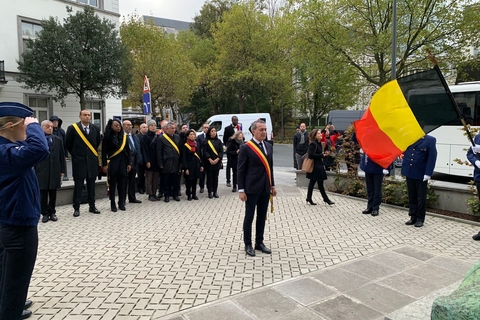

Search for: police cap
xmin=0 ymin=102 xmax=33 ymax=118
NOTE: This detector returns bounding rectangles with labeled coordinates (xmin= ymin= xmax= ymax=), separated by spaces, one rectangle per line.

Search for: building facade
xmin=0 ymin=0 xmax=123 ymax=131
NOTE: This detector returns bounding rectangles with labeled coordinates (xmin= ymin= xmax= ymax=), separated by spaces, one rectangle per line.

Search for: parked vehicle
xmin=326 ymin=110 xmax=365 ymax=134
xmin=197 ymin=113 xmax=274 ymax=145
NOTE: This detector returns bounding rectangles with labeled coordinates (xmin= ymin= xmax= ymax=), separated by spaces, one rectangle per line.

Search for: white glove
xmin=423 ymin=175 xmax=431 ymax=182
xmin=382 ymin=169 xmax=389 ymax=175
xmin=472 ymin=145 xmax=480 ymax=153
xmin=475 ymin=160 xmax=480 ymax=169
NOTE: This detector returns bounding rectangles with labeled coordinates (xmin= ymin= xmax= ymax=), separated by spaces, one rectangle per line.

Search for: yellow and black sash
xmin=207 ymin=140 xmax=219 ymax=156
xmin=163 ymin=134 xmax=180 ymax=154
xmin=105 ymin=134 xmax=127 ymax=187
xmin=245 ymin=140 xmax=274 ymax=214
xmin=184 ymin=143 xmax=201 ymax=161
xmin=73 ymin=123 xmax=98 ymax=157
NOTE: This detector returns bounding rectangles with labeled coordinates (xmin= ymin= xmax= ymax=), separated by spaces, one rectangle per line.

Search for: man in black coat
xmin=35 ymin=120 xmax=66 ymax=223
xmin=123 ymin=120 xmax=143 ymax=204
xmin=223 ymin=116 xmax=239 ymax=187
xmin=196 ymin=122 xmax=210 ymax=193
xmin=157 ymin=121 xmax=182 ymax=202
xmin=65 ymin=110 xmax=101 ymax=217
xmin=238 ymin=120 xmax=277 ymax=257
xmin=50 ymin=115 xmax=67 ymax=159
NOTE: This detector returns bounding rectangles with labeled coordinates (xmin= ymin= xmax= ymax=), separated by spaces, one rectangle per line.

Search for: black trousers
xmin=365 ymin=173 xmax=384 ymax=210
xmin=226 ymin=155 xmax=232 ymax=183
xmin=243 ymin=192 xmax=270 ymax=246
xmin=199 ymin=170 xmax=205 ymax=189
xmin=40 ymin=189 xmax=57 ymax=216
xmin=137 ymin=164 xmax=145 ymax=191
xmin=109 ymin=173 xmax=127 ymax=206
xmin=185 ymin=179 xmax=198 ymax=196
xmin=0 ymin=225 xmax=38 ymax=320
xmin=73 ymin=177 xmax=96 ymax=209
xmin=406 ymin=177 xmax=428 ymax=222
xmin=126 ymin=168 xmax=137 ymax=202
xmin=162 ymin=172 xmax=180 ymax=198
xmin=206 ymin=169 xmax=220 ymax=194
xmin=307 ymin=179 xmax=329 ymax=202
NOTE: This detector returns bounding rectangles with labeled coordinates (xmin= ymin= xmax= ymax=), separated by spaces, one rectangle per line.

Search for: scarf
xmin=187 ymin=139 xmax=196 ymax=153
xmin=235 ymin=138 xmax=244 ymax=146
xmin=300 ymin=130 xmax=306 ymax=144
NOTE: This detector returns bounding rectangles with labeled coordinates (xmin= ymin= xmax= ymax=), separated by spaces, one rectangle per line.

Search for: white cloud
xmin=119 ymin=0 xmax=206 ymax=22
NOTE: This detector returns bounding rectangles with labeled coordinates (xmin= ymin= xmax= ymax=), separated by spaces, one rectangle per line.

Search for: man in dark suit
xmin=401 ymin=135 xmax=437 ymax=227
xmin=157 ymin=121 xmax=182 ymax=202
xmin=223 ymin=116 xmax=239 ymax=187
xmin=196 ymin=122 xmax=209 ymax=193
xmin=66 ymin=110 xmax=101 ymax=217
xmin=123 ymin=120 xmax=143 ymax=204
xmin=35 ymin=120 xmax=66 ymax=223
xmin=238 ymin=120 xmax=277 ymax=257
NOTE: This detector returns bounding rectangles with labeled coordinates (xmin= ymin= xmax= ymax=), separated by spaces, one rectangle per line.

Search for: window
xmin=76 ymin=0 xmax=98 ymax=7
xmin=19 ymin=19 xmax=42 ymax=55
xmin=27 ymin=96 xmax=50 ymax=123
xmin=84 ymin=99 xmax=103 ymax=128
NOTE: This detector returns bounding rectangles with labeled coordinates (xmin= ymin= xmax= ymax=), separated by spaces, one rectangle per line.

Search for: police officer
xmin=0 ymin=102 xmax=49 ymax=320
xmin=401 ymin=135 xmax=437 ymax=227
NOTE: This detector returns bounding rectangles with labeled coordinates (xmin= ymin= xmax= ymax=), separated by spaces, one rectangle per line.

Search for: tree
xmin=120 ymin=15 xmax=199 ymax=120
xmin=289 ymin=0 xmax=474 ymax=87
xmin=17 ymin=6 xmax=130 ymax=110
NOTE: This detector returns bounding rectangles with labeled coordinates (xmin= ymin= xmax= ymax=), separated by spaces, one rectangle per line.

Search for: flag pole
xmin=426 ymin=49 xmax=476 ymax=147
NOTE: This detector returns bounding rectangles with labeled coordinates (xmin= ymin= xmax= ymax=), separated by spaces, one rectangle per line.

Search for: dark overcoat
xmin=181 ymin=143 xmax=203 ymax=180
xmin=35 ymin=135 xmax=66 ymax=190
xmin=157 ymin=133 xmax=182 ymax=174
xmin=306 ymin=140 xmax=327 ymax=182
xmin=203 ymin=138 xmax=223 ymax=171
xmin=65 ymin=122 xmax=101 ymax=180
xmin=101 ymin=132 xmax=131 ymax=177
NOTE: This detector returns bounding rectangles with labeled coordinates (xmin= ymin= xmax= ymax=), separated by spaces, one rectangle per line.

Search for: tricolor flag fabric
xmin=354 ymin=68 xmax=458 ymax=168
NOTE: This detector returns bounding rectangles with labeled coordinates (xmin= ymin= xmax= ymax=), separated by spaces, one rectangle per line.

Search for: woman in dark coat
xmin=35 ymin=120 xmax=66 ymax=223
xmin=182 ymin=129 xmax=203 ymax=200
xmin=102 ymin=119 xmax=131 ymax=212
xmin=226 ymin=130 xmax=244 ymax=192
xmin=306 ymin=129 xmax=334 ymax=206
xmin=203 ymin=126 xmax=223 ymax=198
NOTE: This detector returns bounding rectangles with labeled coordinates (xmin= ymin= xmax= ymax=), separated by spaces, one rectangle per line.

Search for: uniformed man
xmin=466 ymin=134 xmax=480 ymax=240
xmin=0 ymin=102 xmax=49 ymax=320
xmin=401 ymin=135 xmax=437 ymax=227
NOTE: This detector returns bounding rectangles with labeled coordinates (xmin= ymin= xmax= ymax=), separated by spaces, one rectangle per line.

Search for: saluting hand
xmin=24 ymin=117 xmax=38 ymax=126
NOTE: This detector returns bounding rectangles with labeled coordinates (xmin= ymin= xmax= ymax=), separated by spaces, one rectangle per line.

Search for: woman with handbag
xmin=306 ymin=129 xmax=335 ymax=206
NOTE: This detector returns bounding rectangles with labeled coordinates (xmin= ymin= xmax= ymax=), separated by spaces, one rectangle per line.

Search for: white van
xmin=197 ymin=113 xmax=274 ymax=145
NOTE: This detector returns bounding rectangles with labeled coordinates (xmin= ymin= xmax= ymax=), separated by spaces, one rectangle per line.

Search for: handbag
xmin=301 ymin=158 xmax=314 ymax=173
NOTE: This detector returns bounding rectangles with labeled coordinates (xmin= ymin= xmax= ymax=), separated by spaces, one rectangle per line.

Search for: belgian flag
xmin=354 ymin=68 xmax=459 ymax=168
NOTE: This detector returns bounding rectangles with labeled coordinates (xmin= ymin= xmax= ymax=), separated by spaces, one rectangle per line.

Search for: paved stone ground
xmin=28 ymin=167 xmax=480 ymax=319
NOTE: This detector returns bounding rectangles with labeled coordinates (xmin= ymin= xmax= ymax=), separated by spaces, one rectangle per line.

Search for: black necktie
xmin=259 ymin=142 xmax=265 ymax=155
xmin=128 ymin=134 xmax=136 ymax=154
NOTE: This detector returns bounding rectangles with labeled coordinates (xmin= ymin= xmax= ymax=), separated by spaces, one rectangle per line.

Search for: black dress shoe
xmin=187 ymin=195 xmax=192 ymax=201
xmin=89 ymin=207 xmax=100 ymax=214
xmin=129 ymin=199 xmax=142 ymax=203
xmin=324 ymin=200 xmax=335 ymax=205
xmin=41 ymin=215 xmax=49 ymax=223
xmin=157 ymin=193 xmax=163 ymax=199
xmin=118 ymin=205 xmax=126 ymax=211
xmin=362 ymin=208 xmax=373 ymax=214
xmin=148 ymin=195 xmax=157 ymax=201
xmin=192 ymin=195 xmax=199 ymax=200
xmin=164 ymin=197 xmax=170 ymax=203
xmin=232 ymin=186 xmax=237 ymax=192
xmin=405 ymin=219 xmax=416 ymax=225
xmin=245 ymin=245 xmax=255 ymax=257
xmin=21 ymin=310 xmax=32 ymax=319
xmin=213 ymin=193 xmax=219 ymax=198
xmin=173 ymin=196 xmax=180 ymax=202
xmin=200 ymin=188 xmax=204 ymax=193
xmin=139 ymin=189 xmax=145 ymax=194
xmin=111 ymin=205 xmax=117 ymax=212
xmin=414 ymin=221 xmax=424 ymax=227
xmin=226 ymin=182 xmax=231 ymax=187
xmin=50 ymin=214 xmax=58 ymax=221
xmin=473 ymin=232 xmax=480 ymax=241
xmin=208 ymin=192 xmax=213 ymax=199
xmin=73 ymin=209 xmax=80 ymax=217
xmin=255 ymin=243 xmax=272 ymax=254
xmin=371 ymin=210 xmax=379 ymax=216
xmin=24 ymin=299 xmax=33 ymax=309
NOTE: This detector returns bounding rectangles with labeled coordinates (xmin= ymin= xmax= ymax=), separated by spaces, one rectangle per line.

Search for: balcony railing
xmin=0 ymin=60 xmax=5 ymax=82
